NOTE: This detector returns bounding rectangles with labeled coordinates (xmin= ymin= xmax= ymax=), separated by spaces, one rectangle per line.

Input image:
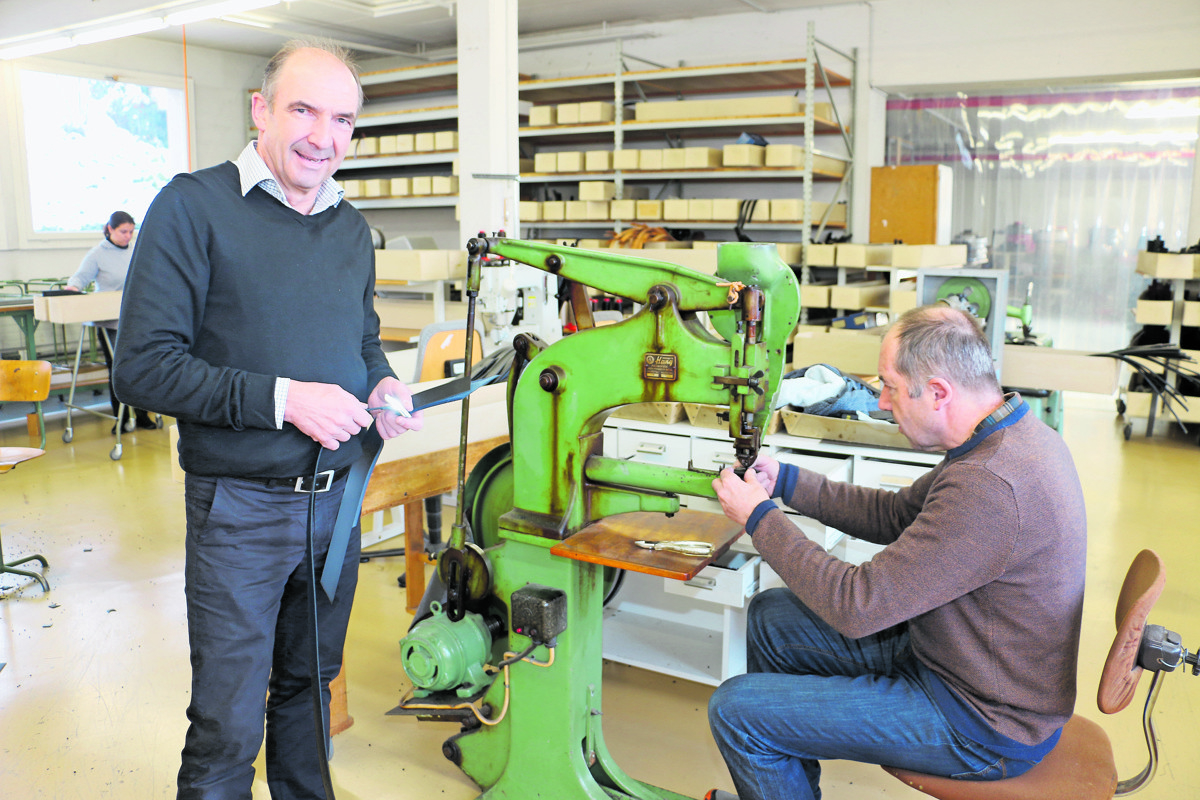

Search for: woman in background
xmin=65 ymin=211 xmax=156 ymax=432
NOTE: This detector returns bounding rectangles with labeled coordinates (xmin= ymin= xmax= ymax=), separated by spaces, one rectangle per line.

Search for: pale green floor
xmin=1 ymin=397 xmax=1198 ymax=799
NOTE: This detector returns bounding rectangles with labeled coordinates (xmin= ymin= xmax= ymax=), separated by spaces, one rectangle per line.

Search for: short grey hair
xmin=261 ymin=38 xmax=364 ymax=111
xmin=890 ymin=305 xmax=1001 ymax=398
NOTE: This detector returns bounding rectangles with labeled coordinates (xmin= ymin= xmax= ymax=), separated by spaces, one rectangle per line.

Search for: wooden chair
xmin=884 ymin=549 xmax=1195 ymax=799
xmin=1 ymin=447 xmax=49 ymax=592
xmin=0 ymin=359 xmax=52 ymax=449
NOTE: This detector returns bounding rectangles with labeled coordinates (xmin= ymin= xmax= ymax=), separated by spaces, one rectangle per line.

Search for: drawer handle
xmin=684 ymin=575 xmax=717 ymax=590
xmin=636 ymin=443 xmax=667 ymax=455
xmin=881 ymin=474 xmax=914 ymax=488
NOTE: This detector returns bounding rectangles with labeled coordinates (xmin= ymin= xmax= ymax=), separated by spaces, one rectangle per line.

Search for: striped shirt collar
xmin=234 ymin=140 xmax=344 ymax=215
xmin=947 ymin=392 xmax=1029 ymax=460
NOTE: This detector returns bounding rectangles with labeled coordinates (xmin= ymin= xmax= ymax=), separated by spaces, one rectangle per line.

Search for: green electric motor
xmin=401 ymin=601 xmax=495 ymax=698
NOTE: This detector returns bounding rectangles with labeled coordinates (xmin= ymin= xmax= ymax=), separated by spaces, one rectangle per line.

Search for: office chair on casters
xmin=884 ymin=549 xmax=1197 ymax=799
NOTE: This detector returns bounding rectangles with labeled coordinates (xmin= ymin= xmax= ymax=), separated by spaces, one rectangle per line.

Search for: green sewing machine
xmin=395 ymin=237 xmax=799 ymax=800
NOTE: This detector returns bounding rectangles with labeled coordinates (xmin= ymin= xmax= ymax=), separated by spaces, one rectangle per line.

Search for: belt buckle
xmin=296 ymin=469 xmax=335 ymax=493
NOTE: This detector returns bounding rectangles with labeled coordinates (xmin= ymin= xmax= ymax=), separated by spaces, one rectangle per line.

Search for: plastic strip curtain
xmin=885 ymin=85 xmax=1199 ymax=351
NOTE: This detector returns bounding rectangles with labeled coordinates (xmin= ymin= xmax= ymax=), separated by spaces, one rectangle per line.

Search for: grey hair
xmin=261 ymin=38 xmax=364 ymax=111
xmin=890 ymin=305 xmax=1001 ymax=399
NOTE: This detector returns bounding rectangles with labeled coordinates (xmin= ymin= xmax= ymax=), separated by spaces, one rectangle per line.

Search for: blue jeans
xmin=708 ymin=589 xmax=1036 ymax=800
xmin=178 ymin=474 xmax=360 ymax=800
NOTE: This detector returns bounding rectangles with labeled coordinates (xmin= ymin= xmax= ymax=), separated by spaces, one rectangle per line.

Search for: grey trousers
xmin=178 ymin=473 xmax=360 ymax=800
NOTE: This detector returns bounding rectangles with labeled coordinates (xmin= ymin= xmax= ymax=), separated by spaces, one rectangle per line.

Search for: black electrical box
xmin=510 ymin=584 xmax=568 ymax=646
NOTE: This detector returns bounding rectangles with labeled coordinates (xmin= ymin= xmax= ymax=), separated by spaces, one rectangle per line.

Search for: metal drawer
xmin=775 ymin=450 xmax=851 ymax=482
xmin=616 ymin=429 xmax=690 ymax=468
xmin=663 ymin=551 xmax=759 ymax=608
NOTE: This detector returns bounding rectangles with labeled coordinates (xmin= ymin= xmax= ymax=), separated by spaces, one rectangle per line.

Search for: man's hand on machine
xmin=366 ymin=377 xmax=424 ymax=440
xmin=712 ymin=464 xmax=772 ymax=528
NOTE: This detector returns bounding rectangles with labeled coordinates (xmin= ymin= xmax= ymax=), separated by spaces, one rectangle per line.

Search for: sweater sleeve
xmin=67 ymin=247 xmax=101 ymax=291
xmin=360 ymin=247 xmax=396 ymax=391
xmin=113 ymin=180 xmax=277 ymax=430
xmin=752 ymin=461 xmax=1017 ymax=639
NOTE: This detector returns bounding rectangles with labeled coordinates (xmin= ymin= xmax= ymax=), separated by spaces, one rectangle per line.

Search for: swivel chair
xmin=1 ymin=360 xmax=53 ymax=592
xmin=884 ymin=548 xmax=1197 ymax=799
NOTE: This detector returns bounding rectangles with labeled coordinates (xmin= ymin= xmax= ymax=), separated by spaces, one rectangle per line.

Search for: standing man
xmin=707 ymin=306 xmax=1086 ymax=800
xmin=114 ymin=39 xmax=421 ymax=799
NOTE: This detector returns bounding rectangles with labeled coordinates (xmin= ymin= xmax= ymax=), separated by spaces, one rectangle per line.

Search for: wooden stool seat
xmin=883 ymin=715 xmax=1117 ymax=800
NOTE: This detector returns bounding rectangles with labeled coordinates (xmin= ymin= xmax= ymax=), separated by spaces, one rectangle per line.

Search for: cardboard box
xmin=411 ymin=176 xmax=433 ymax=195
xmin=636 ymin=200 xmax=663 ymax=220
xmin=374 ymin=298 xmax=471 ymax=331
xmin=830 ymin=281 xmax=890 ymax=309
xmin=782 ymin=409 xmax=909 ymax=449
xmin=579 ymin=101 xmax=615 ymax=123
xmin=807 ymin=243 xmax=837 ymax=265
xmin=1185 ymin=301 xmax=1200 ymax=327
xmin=633 ymin=95 xmax=804 ymax=122
xmin=341 ymin=179 xmax=362 ymax=198
xmin=556 ymin=151 xmax=584 ymax=173
xmin=395 ymin=133 xmax=414 ymax=153
xmin=663 ymin=149 xmax=687 ymax=170
xmin=639 ymin=150 xmax=664 ymax=170
xmin=1000 ymin=346 xmax=1121 ymax=394
xmin=791 ymin=328 xmax=884 ymax=376
xmin=613 ymin=149 xmax=640 ymax=170
xmin=32 ymin=290 xmax=123 ymax=324
xmin=610 ymin=199 xmax=636 ymax=220
xmin=414 ymin=132 xmax=436 ymax=151
xmin=801 ymin=283 xmax=833 ymax=308
xmin=775 ymin=243 xmax=803 ymax=263
xmin=542 ymin=200 xmax=566 ymax=221
xmin=355 ymin=136 xmax=378 ymax=157
xmin=1136 ymin=251 xmax=1197 ymax=279
xmin=836 ymin=244 xmax=892 ymax=267
xmin=890 ymin=244 xmax=968 ymax=268
xmin=603 ymin=248 xmax=718 ymax=275
xmin=529 ymin=105 xmax=556 ymax=126
xmin=585 ymin=150 xmax=613 ymax=172
xmin=750 ymin=201 xmax=772 ymax=222
xmin=519 ymin=200 xmax=542 ymax=221
xmin=712 ymin=199 xmax=741 ymax=221
xmin=1135 ymin=299 xmax=1175 ymax=326
xmin=723 ymin=144 xmax=766 ymax=167
xmin=363 ymin=178 xmax=388 ymax=197
xmin=377 ymin=135 xmax=398 ymax=155
xmin=431 ymin=175 xmax=458 ymax=195
xmin=579 ymin=181 xmax=617 ymax=201
xmin=534 ymin=152 xmax=558 ymax=173
xmin=555 ymin=103 xmax=580 ymax=124
xmin=663 ymin=198 xmax=690 ymax=221
xmin=566 ymin=200 xmax=609 ymax=220
xmin=688 ymin=199 xmax=714 ymax=220
xmin=764 ymin=144 xmax=847 ymax=175
xmin=683 ymin=404 xmax=783 ymax=435
xmin=434 ymin=130 xmax=457 ymax=151
xmin=891 ymin=289 xmax=919 ymax=316
xmin=684 ymin=147 xmax=723 ymax=169
xmin=389 ymin=177 xmax=411 ymax=196
xmin=375 ymin=250 xmax=468 ymax=282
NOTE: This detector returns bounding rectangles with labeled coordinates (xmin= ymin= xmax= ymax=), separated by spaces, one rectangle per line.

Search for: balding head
xmin=887 ymin=305 xmax=1002 ymax=400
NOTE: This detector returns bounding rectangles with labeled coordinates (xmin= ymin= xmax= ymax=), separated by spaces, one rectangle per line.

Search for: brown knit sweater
xmin=752 ymin=410 xmax=1087 ymax=745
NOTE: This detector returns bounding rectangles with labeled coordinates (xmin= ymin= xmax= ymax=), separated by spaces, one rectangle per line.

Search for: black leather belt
xmin=239 ymin=466 xmax=350 ymax=493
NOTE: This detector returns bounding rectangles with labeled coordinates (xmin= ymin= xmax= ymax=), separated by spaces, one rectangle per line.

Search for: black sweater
xmin=113 ymin=162 xmax=393 ymax=478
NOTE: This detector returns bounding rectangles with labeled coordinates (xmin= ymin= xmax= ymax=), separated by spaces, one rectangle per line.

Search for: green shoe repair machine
xmin=394 ymin=237 xmax=800 ymax=800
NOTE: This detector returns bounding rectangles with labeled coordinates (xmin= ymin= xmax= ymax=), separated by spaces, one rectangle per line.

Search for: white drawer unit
xmin=854 ymin=457 xmax=934 ymax=492
xmin=663 ymin=551 xmax=759 ymax=608
xmin=616 ymin=428 xmax=690 ymax=468
xmin=775 ymin=449 xmax=852 ymax=483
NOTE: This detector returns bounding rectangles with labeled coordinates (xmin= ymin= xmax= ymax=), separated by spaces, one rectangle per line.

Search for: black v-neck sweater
xmin=114 ymin=161 xmax=393 ymax=477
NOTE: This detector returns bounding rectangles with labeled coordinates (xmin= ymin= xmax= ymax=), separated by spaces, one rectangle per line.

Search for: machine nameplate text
xmin=643 ymin=353 xmax=678 ymax=381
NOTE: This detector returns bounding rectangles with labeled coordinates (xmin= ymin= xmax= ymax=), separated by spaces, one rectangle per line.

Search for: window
xmin=18 ymin=67 xmax=189 ymax=236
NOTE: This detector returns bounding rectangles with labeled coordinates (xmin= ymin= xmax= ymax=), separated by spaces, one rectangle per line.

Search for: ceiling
xmin=1 ymin=0 xmax=864 ymax=64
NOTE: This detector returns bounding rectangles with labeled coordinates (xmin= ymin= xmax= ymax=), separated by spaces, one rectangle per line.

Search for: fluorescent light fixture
xmin=218 ymin=15 xmax=274 ymax=29
xmin=72 ymin=17 xmax=169 ymax=46
xmin=166 ymin=0 xmax=282 ymax=27
xmin=0 ymin=36 xmax=74 ymax=60
xmin=1124 ymin=100 xmax=1200 ymax=120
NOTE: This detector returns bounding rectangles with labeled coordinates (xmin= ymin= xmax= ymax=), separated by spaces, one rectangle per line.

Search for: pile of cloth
xmin=775 ymin=364 xmax=882 ymax=420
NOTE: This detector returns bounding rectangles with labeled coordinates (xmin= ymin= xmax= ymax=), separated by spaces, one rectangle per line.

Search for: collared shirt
xmin=233 ymin=140 xmax=347 ymax=428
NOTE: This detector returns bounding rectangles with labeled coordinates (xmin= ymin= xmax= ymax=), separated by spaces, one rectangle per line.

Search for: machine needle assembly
xmin=634 ymin=540 xmax=714 ymax=556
